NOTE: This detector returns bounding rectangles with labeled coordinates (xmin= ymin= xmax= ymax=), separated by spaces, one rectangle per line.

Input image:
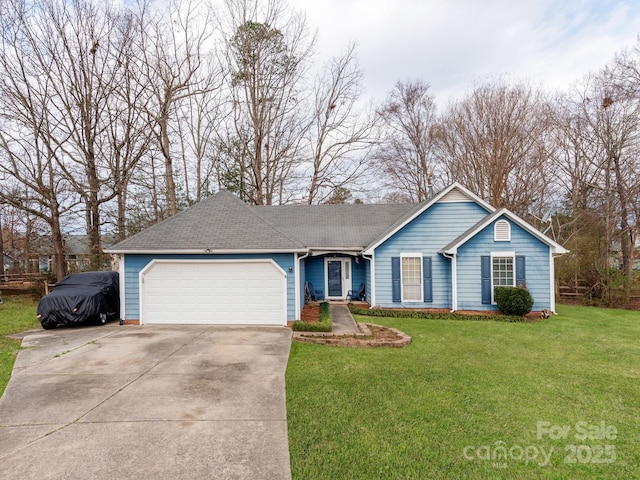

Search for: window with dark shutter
xmin=481 ymin=256 xmax=491 ymax=304
xmin=423 ymin=257 xmax=432 ymax=302
xmin=392 ymin=257 xmax=401 ymax=302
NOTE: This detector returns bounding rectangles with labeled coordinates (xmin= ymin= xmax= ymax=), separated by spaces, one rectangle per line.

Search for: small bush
xmin=495 ymin=286 xmax=534 ymax=316
xmin=292 ymin=302 xmax=332 ymax=332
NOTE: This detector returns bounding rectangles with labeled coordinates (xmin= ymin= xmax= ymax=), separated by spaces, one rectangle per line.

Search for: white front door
xmin=325 ymin=258 xmax=351 ymax=299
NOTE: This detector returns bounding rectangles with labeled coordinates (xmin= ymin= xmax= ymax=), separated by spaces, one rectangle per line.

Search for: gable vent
xmin=494 ymin=220 xmax=511 ymax=241
xmin=439 ymin=189 xmax=472 ymax=203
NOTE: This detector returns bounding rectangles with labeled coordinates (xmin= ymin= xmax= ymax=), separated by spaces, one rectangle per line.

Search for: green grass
xmin=286 ymin=304 xmax=640 ymax=479
xmin=0 ymin=296 xmax=40 ymax=397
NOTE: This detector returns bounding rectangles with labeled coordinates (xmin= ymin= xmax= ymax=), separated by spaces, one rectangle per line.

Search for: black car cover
xmin=37 ymin=271 xmax=120 ymax=328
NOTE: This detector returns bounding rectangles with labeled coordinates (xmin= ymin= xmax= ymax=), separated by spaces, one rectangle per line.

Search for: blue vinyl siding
xmin=352 ymin=257 xmax=366 ymax=298
xmin=304 ymin=256 xmax=325 ymax=299
xmin=123 ymin=253 xmax=296 ymax=320
xmin=374 ymin=201 xmax=489 ymax=308
xmin=302 ymin=255 xmax=365 ymax=300
xmin=456 ymin=219 xmax=551 ymax=311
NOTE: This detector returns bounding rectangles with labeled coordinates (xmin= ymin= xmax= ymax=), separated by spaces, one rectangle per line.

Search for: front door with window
xmin=325 ymin=258 xmax=351 ymax=299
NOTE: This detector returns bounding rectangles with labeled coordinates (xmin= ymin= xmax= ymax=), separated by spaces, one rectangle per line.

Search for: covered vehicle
xmin=37 ymin=271 xmax=120 ymax=329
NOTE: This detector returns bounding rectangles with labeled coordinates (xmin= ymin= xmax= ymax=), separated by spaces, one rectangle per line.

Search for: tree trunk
xmin=0 ymin=213 xmax=4 ymax=280
xmin=159 ymin=112 xmax=178 ymax=216
xmin=49 ymin=195 xmax=67 ymax=282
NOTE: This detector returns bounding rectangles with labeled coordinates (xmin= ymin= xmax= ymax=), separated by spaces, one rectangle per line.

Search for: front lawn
xmin=0 ymin=296 xmax=40 ymax=397
xmin=286 ymin=304 xmax=640 ymax=479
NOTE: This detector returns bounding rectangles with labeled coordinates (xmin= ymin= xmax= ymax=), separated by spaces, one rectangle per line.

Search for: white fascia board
xmin=308 ymin=248 xmax=363 ymax=256
xmin=104 ymin=248 xmax=308 ymax=255
xmin=500 ymin=210 xmax=569 ymax=255
xmin=439 ymin=210 xmax=504 ymax=255
xmin=441 ymin=208 xmax=569 ymax=256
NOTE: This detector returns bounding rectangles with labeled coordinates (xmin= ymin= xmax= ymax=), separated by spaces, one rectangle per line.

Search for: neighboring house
xmin=27 ymin=234 xmax=116 ymax=274
xmin=105 ymin=183 xmax=568 ymax=326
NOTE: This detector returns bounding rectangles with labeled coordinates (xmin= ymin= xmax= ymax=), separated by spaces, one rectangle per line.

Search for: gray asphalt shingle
xmin=108 ymin=190 xmax=420 ymax=252
xmin=108 ymin=191 xmax=304 ymax=252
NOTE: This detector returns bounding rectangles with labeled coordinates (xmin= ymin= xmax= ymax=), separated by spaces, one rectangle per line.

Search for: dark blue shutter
xmin=423 ymin=256 xmax=432 ymax=302
xmin=516 ymin=256 xmax=526 ymax=286
xmin=481 ymin=256 xmax=491 ymax=304
xmin=392 ymin=257 xmax=401 ymax=303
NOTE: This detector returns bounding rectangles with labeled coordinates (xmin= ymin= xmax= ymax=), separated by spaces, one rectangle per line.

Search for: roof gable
xmin=363 ymin=183 xmax=495 ymax=254
xmin=440 ymin=208 xmax=569 ymax=256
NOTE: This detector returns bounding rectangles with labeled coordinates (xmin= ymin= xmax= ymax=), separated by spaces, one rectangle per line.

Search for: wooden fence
xmin=557 ymin=281 xmax=640 ymax=302
xmin=0 ymin=273 xmax=49 ymax=295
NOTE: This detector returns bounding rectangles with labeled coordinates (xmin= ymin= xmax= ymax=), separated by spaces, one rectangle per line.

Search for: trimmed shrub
xmin=292 ymin=302 xmax=332 ymax=332
xmin=347 ymin=304 xmax=526 ymax=322
xmin=494 ymin=286 xmax=534 ymax=316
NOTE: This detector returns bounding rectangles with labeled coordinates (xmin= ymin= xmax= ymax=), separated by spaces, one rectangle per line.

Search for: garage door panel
xmin=141 ymin=261 xmax=286 ymax=325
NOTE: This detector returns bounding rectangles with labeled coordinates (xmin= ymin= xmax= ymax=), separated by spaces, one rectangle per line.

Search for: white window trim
xmin=490 ymin=251 xmax=515 ymax=304
xmin=494 ymin=219 xmax=511 ymax=241
xmin=400 ymin=253 xmax=423 ymax=303
xmin=324 ymin=257 xmax=352 ymax=299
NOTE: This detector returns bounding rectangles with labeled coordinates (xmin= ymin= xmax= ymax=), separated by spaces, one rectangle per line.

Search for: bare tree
xmin=0 ymin=0 xmax=159 ymax=270
xmin=138 ymin=0 xmax=217 ymax=216
xmin=0 ymin=0 xmax=75 ymax=279
xmin=375 ymin=80 xmax=440 ymax=202
xmin=304 ymin=43 xmax=377 ymax=204
xmin=585 ymin=73 xmax=640 ymax=287
xmin=175 ymin=72 xmax=223 ymax=206
xmin=218 ymin=0 xmax=315 ymax=205
xmin=435 ymin=81 xmax=552 ymax=218
xmin=104 ymin=6 xmax=155 ymax=241
xmin=607 ymin=40 xmax=640 ymax=282
xmin=549 ymin=62 xmax=640 ymax=302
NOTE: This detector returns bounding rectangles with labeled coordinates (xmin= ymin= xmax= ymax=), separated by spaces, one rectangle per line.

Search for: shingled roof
xmin=107 ymin=190 xmax=304 ymax=253
xmin=107 ymin=190 xmax=419 ymax=253
xmin=252 ymin=203 xmax=417 ymax=249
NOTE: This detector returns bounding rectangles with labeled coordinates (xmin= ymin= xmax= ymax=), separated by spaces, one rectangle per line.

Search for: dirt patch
xmin=292 ymin=323 xmax=411 ymax=348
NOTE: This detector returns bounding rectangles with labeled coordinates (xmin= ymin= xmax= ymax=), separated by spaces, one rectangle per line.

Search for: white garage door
xmin=140 ymin=260 xmax=287 ymax=325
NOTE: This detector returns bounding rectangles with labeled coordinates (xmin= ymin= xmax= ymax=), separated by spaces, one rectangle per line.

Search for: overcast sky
xmin=289 ymin=0 xmax=640 ymax=105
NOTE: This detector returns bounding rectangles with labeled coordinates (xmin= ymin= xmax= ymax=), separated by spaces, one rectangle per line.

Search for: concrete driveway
xmin=0 ymin=324 xmax=292 ymax=480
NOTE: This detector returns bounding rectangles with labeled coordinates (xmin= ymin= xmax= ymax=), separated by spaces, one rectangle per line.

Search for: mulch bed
xmin=300 ymin=303 xmax=320 ymax=323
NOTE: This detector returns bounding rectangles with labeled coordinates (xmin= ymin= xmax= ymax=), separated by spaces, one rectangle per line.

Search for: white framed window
xmin=491 ymin=252 xmax=515 ymax=303
xmin=494 ymin=220 xmax=511 ymax=241
xmin=401 ymin=253 xmax=422 ymax=302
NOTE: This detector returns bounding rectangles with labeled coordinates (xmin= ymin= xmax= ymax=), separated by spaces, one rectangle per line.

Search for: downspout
xmin=118 ymin=255 xmax=125 ymax=324
xmin=442 ymin=252 xmax=457 ymax=312
xmin=295 ymin=251 xmax=310 ymax=320
xmin=550 ymin=250 xmax=558 ymax=315
xmin=362 ymin=252 xmax=375 ymax=308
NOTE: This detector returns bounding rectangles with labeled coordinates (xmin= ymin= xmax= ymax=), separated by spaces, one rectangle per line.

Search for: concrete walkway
xmin=329 ymin=304 xmax=359 ymax=334
xmin=0 ymin=324 xmax=292 ymax=480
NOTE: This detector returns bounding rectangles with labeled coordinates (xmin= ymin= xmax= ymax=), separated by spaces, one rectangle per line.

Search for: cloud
xmin=289 ymin=0 xmax=640 ymax=104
